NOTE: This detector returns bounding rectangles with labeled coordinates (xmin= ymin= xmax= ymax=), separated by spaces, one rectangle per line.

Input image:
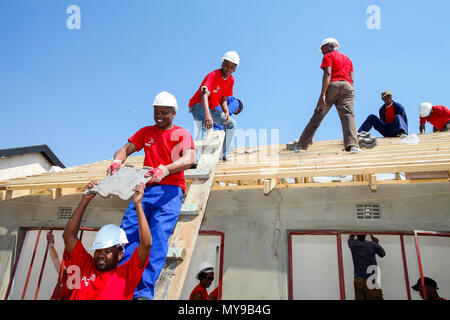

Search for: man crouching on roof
xmin=61 ymin=181 xmax=151 ymax=300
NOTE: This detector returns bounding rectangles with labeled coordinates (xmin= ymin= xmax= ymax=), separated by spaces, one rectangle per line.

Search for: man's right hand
xmin=205 ymin=113 xmax=214 ymax=129
xmin=107 ymin=160 xmax=122 ymax=176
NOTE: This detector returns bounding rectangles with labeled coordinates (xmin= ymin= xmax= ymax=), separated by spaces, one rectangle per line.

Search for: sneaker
xmin=348 ymin=146 xmax=362 ymax=154
xmin=399 ymin=133 xmax=407 ymax=139
xmin=293 ymin=145 xmax=304 ymax=153
xmin=286 ymin=140 xmax=298 ymax=151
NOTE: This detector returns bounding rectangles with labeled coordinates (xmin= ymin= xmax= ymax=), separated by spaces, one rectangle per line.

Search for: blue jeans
xmin=119 ymin=184 xmax=183 ymax=300
xmin=358 ymin=114 xmax=407 ymax=137
xmin=190 ymin=102 xmax=237 ymax=158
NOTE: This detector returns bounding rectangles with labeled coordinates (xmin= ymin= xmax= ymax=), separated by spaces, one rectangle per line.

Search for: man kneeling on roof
xmin=61 ymin=181 xmax=151 ymax=300
xmin=358 ymin=90 xmax=408 ymax=138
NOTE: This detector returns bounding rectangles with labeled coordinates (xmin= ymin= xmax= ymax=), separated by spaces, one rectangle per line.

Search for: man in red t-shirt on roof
xmin=106 ymin=91 xmax=196 ymax=300
xmin=419 ymin=102 xmax=450 ymax=133
xmin=292 ymin=38 xmax=361 ymax=154
xmin=189 ymin=51 xmax=239 ymax=161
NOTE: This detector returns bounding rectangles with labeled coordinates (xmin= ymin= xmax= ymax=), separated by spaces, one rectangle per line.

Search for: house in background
xmin=0 ymin=145 xmax=65 ymax=181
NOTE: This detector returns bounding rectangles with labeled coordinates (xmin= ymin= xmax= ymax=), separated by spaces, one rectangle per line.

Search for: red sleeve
xmin=420 ymin=116 xmax=427 ymax=125
xmin=321 ymin=53 xmax=332 ymax=69
xmin=128 ymin=127 xmax=147 ymax=151
xmin=170 ymin=128 xmax=195 ymax=158
xmin=200 ymin=71 xmax=216 ymax=94
xmin=66 ymin=240 xmax=93 ymax=272
xmin=210 ymin=286 xmax=220 ymax=299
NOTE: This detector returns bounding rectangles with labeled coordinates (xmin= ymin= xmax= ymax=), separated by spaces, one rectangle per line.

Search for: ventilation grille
xmin=356 ymin=204 xmax=381 ymax=220
xmin=57 ymin=207 xmax=73 ymax=220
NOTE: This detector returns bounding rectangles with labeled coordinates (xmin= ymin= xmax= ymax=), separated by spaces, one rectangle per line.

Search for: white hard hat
xmin=152 ymin=91 xmax=178 ymax=111
xmin=196 ymin=261 xmax=214 ymax=279
xmin=88 ymin=224 xmax=129 ymax=251
xmin=319 ymin=38 xmax=340 ymax=52
xmin=419 ymin=102 xmax=433 ymax=117
xmin=221 ymin=51 xmax=240 ymax=66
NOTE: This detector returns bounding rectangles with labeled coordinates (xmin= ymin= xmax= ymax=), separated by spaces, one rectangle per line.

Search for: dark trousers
xmin=358 ymin=114 xmax=407 ymax=137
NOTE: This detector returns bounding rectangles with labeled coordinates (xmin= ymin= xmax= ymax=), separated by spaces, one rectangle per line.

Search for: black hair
xmin=357 ymin=235 xmax=367 ymax=241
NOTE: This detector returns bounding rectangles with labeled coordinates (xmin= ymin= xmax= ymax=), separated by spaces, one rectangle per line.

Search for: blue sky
xmin=1 ymin=0 xmax=449 ymax=167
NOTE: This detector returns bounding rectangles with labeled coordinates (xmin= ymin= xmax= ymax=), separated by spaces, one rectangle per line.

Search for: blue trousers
xmin=358 ymin=114 xmax=407 ymax=137
xmin=190 ymin=102 xmax=237 ymax=158
xmin=119 ymin=184 xmax=183 ymax=299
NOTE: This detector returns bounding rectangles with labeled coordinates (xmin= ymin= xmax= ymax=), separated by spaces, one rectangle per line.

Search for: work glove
xmin=144 ymin=164 xmax=169 ymax=183
xmin=106 ymin=160 xmax=122 ymax=176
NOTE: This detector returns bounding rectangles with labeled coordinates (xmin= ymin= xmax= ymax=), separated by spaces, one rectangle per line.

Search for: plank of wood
xmin=264 ymin=178 xmax=277 ymax=195
xmin=153 ymin=130 xmax=225 ymax=300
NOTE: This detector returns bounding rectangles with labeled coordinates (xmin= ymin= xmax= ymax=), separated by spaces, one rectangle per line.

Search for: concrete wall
xmin=0 ymin=181 xmax=449 ymax=299
xmin=200 ymin=182 xmax=450 ymax=299
xmin=0 ymin=153 xmax=53 ymax=181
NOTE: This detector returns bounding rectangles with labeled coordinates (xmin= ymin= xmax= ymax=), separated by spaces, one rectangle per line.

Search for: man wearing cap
xmin=412 ymin=277 xmax=446 ymax=300
xmin=62 ymin=181 xmax=151 ymax=300
xmin=106 ymin=91 xmax=196 ymax=300
xmin=419 ymin=102 xmax=450 ymax=134
xmin=189 ymin=51 xmax=240 ymax=161
xmin=293 ymin=38 xmax=361 ymax=154
xmin=213 ymin=96 xmax=243 ymax=131
xmin=358 ymin=90 xmax=408 ymax=138
xmin=189 ymin=262 xmax=219 ymax=300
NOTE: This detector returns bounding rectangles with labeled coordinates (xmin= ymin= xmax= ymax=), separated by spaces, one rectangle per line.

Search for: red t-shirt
xmin=189 ymin=69 xmax=234 ymax=109
xmin=385 ymin=103 xmax=395 ymax=124
xmin=65 ymin=240 xmax=148 ymax=300
xmin=189 ymin=284 xmax=210 ymax=300
xmin=320 ymin=51 xmax=354 ymax=85
xmin=128 ymin=125 xmax=195 ymax=192
xmin=420 ymin=105 xmax=450 ymax=130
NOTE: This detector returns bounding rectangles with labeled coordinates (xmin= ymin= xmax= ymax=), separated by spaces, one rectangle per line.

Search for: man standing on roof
xmin=419 ymin=102 xmax=450 ymax=133
xmin=348 ymin=234 xmax=385 ymax=300
xmin=62 ymin=181 xmax=151 ymax=300
xmin=189 ymin=51 xmax=240 ymax=161
xmin=106 ymin=91 xmax=195 ymax=300
xmin=358 ymin=90 xmax=408 ymax=137
xmin=292 ymin=38 xmax=361 ymax=154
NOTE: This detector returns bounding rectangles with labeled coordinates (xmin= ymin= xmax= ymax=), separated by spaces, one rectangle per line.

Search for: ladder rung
xmin=184 ymin=168 xmax=210 ymax=179
xmin=180 ymin=203 xmax=200 ymax=216
xmin=166 ymin=247 xmax=186 ymax=261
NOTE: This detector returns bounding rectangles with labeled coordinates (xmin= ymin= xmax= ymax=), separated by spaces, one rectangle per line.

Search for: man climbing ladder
xmin=107 ymin=91 xmax=196 ymax=300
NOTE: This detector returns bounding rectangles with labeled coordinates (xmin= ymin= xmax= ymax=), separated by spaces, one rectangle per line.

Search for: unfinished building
xmin=1 ymin=132 xmax=449 ymax=300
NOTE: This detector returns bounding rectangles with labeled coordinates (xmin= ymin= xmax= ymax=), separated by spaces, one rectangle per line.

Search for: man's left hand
xmin=144 ymin=164 xmax=170 ymax=183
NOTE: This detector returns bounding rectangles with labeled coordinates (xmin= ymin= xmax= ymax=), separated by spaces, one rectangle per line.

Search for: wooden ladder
xmin=154 ymin=130 xmax=225 ymax=300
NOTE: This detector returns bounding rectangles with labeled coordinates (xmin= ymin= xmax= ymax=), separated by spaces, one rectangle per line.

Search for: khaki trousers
xmin=298 ymin=81 xmax=359 ymax=150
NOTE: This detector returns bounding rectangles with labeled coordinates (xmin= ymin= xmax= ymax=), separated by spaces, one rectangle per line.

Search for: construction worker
xmin=348 ymin=234 xmax=385 ymax=300
xmin=189 ymin=51 xmax=240 ymax=161
xmin=213 ymin=96 xmax=243 ymax=131
xmin=411 ymin=277 xmax=446 ymax=300
xmin=419 ymin=102 xmax=450 ymax=133
xmin=47 ymin=232 xmax=73 ymax=300
xmin=106 ymin=91 xmax=195 ymax=300
xmin=358 ymin=90 xmax=408 ymax=138
xmin=62 ymin=181 xmax=151 ymax=300
xmin=189 ymin=261 xmax=219 ymax=300
xmin=292 ymin=38 xmax=361 ymax=154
